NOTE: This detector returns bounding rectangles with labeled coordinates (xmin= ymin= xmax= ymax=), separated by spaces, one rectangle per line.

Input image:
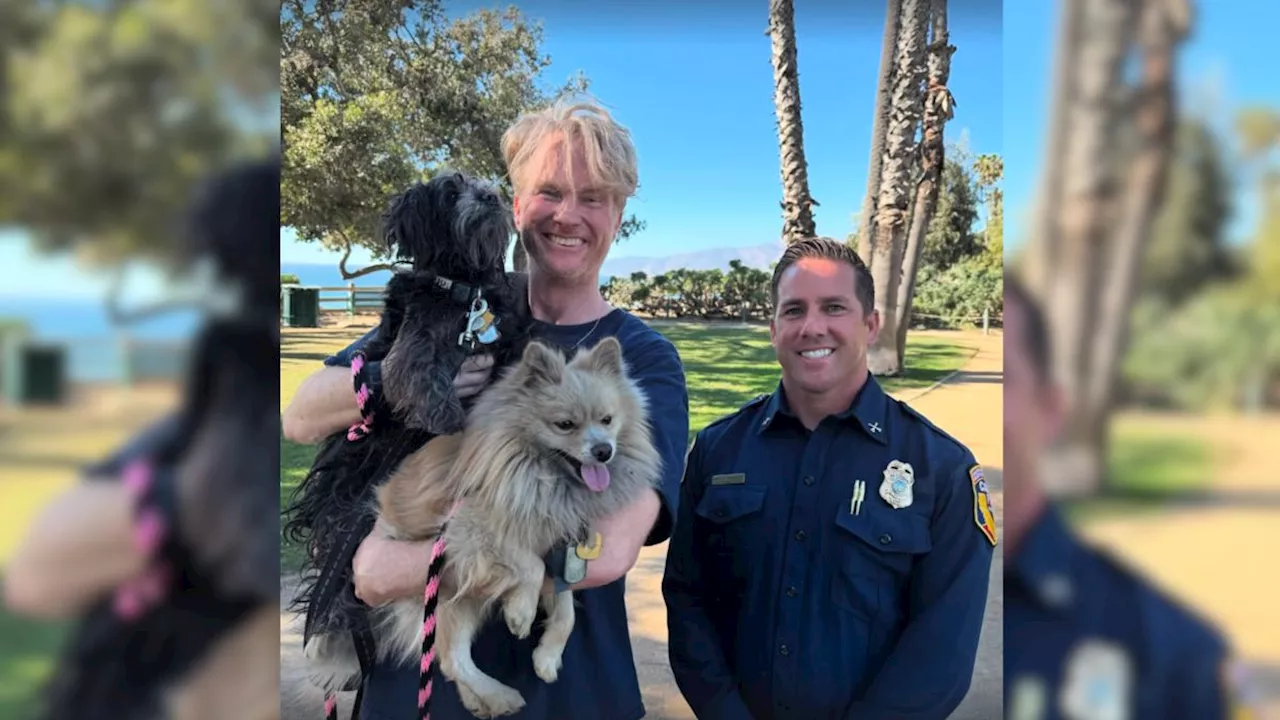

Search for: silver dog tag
xmin=563 ymin=548 xmax=587 ymax=585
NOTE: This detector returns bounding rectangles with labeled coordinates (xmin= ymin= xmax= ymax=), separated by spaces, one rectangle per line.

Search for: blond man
xmin=283 ymin=97 xmax=690 ymax=720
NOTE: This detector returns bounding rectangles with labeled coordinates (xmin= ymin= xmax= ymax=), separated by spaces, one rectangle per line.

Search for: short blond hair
xmin=501 ymin=94 xmax=639 ymax=204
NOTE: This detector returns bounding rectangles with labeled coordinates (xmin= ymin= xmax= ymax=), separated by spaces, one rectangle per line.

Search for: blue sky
xmin=1003 ymin=0 xmax=1279 ymax=251
xmin=280 ymin=0 xmax=1003 ymax=267
xmin=6 ymin=1 xmax=1273 ymax=299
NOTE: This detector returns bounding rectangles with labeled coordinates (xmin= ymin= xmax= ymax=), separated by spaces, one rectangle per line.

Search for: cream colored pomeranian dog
xmin=304 ymin=336 xmax=663 ymax=718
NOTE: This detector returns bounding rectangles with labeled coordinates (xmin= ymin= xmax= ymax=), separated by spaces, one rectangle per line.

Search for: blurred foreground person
xmin=1003 ymin=275 xmax=1254 ymax=720
xmin=3 ymin=158 xmax=282 ymax=720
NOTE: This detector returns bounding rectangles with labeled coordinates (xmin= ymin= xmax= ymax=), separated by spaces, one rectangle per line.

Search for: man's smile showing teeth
xmin=800 ymin=348 xmax=833 ymax=359
xmin=549 ymin=235 xmax=584 ymax=247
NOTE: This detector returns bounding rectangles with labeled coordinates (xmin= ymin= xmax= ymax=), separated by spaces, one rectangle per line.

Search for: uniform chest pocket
xmin=830 ymin=508 xmax=932 ymax=620
xmin=693 ymin=486 xmax=767 ymax=574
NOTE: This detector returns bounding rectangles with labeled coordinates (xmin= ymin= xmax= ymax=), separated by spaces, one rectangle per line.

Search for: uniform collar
xmin=757 ymin=372 xmax=889 ymax=445
xmin=1010 ymin=502 xmax=1078 ymax=613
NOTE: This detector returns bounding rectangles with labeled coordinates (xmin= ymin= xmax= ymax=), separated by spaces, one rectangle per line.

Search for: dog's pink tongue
xmin=581 ymin=464 xmax=611 ymax=492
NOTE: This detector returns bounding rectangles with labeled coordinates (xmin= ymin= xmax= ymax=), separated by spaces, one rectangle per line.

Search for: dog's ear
xmin=519 ymin=341 xmax=565 ymax=388
xmin=575 ymin=336 xmax=624 ymax=377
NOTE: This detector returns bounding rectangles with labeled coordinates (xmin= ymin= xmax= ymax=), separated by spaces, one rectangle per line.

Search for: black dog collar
xmin=432 ymin=275 xmax=483 ymax=305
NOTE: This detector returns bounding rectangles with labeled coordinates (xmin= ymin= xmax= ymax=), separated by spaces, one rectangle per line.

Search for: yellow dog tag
xmin=575 ymin=532 xmax=603 ymax=560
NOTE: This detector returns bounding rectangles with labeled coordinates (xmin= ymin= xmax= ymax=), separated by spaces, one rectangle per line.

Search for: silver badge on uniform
xmin=879 ymin=460 xmax=914 ymax=509
xmin=1059 ymin=639 xmax=1131 ymax=720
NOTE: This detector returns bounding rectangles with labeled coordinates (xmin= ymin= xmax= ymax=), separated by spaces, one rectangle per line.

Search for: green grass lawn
xmin=278 ymin=322 xmax=976 ymax=572
xmin=0 ymin=385 xmax=176 ymax=718
xmin=0 ymin=599 xmax=67 ymax=716
xmin=1063 ymin=419 xmax=1213 ymax=524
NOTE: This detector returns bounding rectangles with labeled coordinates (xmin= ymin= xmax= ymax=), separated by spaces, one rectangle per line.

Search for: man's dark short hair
xmin=770 ymin=236 xmax=875 ymax=316
xmin=1004 ymin=274 xmax=1052 ymax=386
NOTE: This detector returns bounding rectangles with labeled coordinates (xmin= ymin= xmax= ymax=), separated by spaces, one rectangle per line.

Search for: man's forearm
xmin=575 ymin=488 xmax=661 ymax=589
xmin=283 ymin=366 xmax=363 ymax=444
xmin=4 ymin=481 xmax=146 ymax=618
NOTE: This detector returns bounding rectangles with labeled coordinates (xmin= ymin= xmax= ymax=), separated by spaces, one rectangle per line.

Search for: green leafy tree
xmin=1141 ymin=119 xmax=1236 ymax=302
xmin=281 ymin=0 xmax=643 ymax=278
xmin=920 ymin=155 xmax=983 ymax=274
xmin=1123 ymin=107 xmax=1280 ymax=411
xmin=974 ymin=152 xmax=1002 ymax=259
xmin=0 ymin=0 xmax=276 ymax=268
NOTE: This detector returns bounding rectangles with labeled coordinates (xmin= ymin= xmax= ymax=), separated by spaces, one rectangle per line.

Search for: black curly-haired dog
xmin=282 ymin=171 xmax=533 ymax=707
xmin=32 ymin=157 xmax=282 ymax=720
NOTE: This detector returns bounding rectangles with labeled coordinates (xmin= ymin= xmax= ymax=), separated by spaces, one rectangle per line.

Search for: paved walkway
xmin=280 ymin=330 xmax=1005 ymax=719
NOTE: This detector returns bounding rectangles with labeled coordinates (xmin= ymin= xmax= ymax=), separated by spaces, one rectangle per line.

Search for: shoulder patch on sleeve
xmin=970 ymin=464 xmax=998 ymax=546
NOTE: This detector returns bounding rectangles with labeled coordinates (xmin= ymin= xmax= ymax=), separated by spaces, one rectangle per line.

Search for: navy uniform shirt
xmin=662 ymin=374 xmax=995 ymax=720
xmin=1006 ymin=503 xmax=1244 ymax=720
xmin=319 ymin=307 xmax=690 ymax=720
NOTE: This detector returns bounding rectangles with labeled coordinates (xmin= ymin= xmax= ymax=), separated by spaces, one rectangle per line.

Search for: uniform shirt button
xmin=803 ymin=476 xmax=814 ymax=486
xmin=786 ymin=586 xmax=798 ymax=597
xmin=779 ymin=645 xmax=790 ymax=656
xmin=878 ymin=533 xmax=892 ymax=545
xmin=714 ymin=508 xmax=727 ymax=518
xmin=795 ymin=530 xmax=807 ymax=541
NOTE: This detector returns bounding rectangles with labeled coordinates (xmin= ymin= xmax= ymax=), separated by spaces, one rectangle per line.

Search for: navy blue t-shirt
xmin=321 ymin=307 xmax=690 ymax=720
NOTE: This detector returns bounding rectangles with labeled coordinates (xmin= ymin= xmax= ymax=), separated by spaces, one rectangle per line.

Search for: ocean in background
xmin=281 ymin=262 xmax=393 ymax=289
xmin=0 ymin=297 xmax=200 ymax=382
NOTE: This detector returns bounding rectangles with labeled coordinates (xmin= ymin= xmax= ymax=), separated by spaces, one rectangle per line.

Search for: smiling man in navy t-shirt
xmin=283 ymin=97 xmax=690 ymax=720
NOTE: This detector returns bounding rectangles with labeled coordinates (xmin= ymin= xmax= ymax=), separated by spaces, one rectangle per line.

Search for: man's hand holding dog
xmin=352 ymin=530 xmax=432 ymax=607
xmin=455 ymin=354 xmax=495 ymax=399
xmin=351 ymin=356 xmax=495 ymax=607
xmin=578 ymin=488 xmax=662 ymax=589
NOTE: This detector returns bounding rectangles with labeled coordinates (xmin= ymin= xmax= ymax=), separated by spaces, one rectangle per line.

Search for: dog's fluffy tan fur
xmin=304 ymin=336 xmax=663 ymax=718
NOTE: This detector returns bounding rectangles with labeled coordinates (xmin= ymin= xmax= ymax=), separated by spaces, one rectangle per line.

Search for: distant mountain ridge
xmin=600 ymin=243 xmax=782 ymax=280
xmin=283 ymin=243 xmax=783 ymax=286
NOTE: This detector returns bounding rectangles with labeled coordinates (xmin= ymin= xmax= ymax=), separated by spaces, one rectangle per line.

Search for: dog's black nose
xmin=591 ymin=443 xmax=613 ymax=463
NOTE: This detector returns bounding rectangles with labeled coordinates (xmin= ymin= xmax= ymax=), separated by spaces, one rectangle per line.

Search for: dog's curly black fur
xmin=282 ymin=171 xmax=533 ymax=664
xmin=33 ymin=158 xmax=281 ymax=720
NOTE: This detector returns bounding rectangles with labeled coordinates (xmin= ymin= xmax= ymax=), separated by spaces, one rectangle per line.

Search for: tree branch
xmin=335 ymin=231 xmax=394 ymax=280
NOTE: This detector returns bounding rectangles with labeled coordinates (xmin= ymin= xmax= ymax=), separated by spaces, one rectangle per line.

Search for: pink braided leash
xmin=114 ymin=460 xmax=172 ymax=621
xmin=419 ymin=502 xmax=461 ymax=720
xmin=346 ymin=353 xmax=375 ymax=442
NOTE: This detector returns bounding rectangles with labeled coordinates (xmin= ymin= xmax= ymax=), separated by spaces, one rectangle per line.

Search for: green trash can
xmin=18 ymin=343 xmax=67 ymax=405
xmin=282 ymin=285 xmax=321 ymax=328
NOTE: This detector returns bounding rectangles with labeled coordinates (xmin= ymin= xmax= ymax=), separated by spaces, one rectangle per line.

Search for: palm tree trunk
xmin=1079 ymin=0 xmax=1189 ymax=487
xmin=895 ymin=0 xmax=954 ymax=361
xmin=858 ymin=0 xmax=902 ymax=264
xmin=768 ymin=0 xmax=818 ymax=244
xmin=866 ymin=0 xmax=929 ymax=376
xmin=1037 ymin=0 xmax=1150 ymax=495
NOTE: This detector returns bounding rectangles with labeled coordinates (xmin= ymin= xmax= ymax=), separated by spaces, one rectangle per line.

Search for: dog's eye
xmin=601 ymin=415 xmax=612 ymax=425
xmin=554 ymin=420 xmax=575 ymax=431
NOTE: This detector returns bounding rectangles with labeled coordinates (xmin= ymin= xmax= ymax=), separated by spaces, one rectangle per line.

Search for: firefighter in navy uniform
xmin=1002 ymin=275 xmax=1256 ymax=720
xmin=662 ymin=238 xmax=997 ymax=720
